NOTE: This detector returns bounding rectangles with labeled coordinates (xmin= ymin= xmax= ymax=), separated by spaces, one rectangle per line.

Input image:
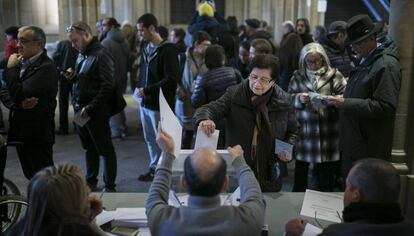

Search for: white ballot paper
xmin=303 ymin=223 xmax=322 ymax=236
xmin=194 ymin=126 xmax=220 ymax=150
xmin=300 ymin=189 xmax=343 ymax=223
xmin=275 ymin=139 xmax=293 ymax=161
xmin=159 ymin=88 xmax=182 ymax=158
xmin=73 ymin=111 xmax=90 ymax=127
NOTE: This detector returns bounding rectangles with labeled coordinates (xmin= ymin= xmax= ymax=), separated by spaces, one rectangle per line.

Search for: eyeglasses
xmin=66 ymin=25 xmax=86 ymax=33
xmin=248 ymin=73 xmax=273 ymax=85
xmin=17 ymin=38 xmax=40 ymax=45
xmin=305 ymin=59 xmax=323 ymax=66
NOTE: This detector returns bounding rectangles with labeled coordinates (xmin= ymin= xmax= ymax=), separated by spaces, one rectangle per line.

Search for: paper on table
xmin=114 ymin=208 xmax=147 ymax=220
xmin=303 ymin=223 xmax=322 ymax=236
xmin=159 ymin=88 xmax=182 ymax=158
xmin=275 ymin=139 xmax=293 ymax=161
xmin=73 ymin=111 xmax=90 ymax=127
xmin=96 ymin=210 xmax=117 ymax=226
xmin=300 ymin=189 xmax=343 ymax=223
xmin=194 ymin=126 xmax=220 ymax=150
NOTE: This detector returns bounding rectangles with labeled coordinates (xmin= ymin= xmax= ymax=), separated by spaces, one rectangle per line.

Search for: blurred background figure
xmin=278 ymin=20 xmax=303 ymax=91
xmin=312 ymin=25 xmax=326 ymax=43
xmin=170 ymin=28 xmax=187 ymax=54
xmin=296 ymin=18 xmax=314 ymax=45
xmin=237 ymin=40 xmax=250 ymax=79
xmin=175 ymin=31 xmax=211 ymax=149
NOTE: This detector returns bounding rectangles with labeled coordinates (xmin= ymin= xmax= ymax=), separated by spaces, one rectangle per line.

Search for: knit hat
xmin=199 ymin=3 xmax=214 ymax=17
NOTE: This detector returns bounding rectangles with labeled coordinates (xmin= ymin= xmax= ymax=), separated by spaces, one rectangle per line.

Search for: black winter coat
xmin=137 ymin=41 xmax=179 ymax=111
xmin=191 ymin=66 xmax=242 ymax=108
xmin=340 ymin=40 xmax=401 ymax=176
xmin=3 ymin=51 xmax=58 ymax=143
xmin=72 ymin=38 xmax=115 ymax=117
xmin=194 ymin=80 xmax=298 ymax=169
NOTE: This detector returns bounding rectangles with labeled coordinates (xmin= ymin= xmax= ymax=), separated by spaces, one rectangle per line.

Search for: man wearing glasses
xmin=66 ymin=21 xmax=117 ymax=192
xmin=327 ymin=15 xmax=401 ymax=180
xmin=194 ymin=54 xmax=298 ymax=192
xmin=2 ymin=26 xmax=58 ymax=179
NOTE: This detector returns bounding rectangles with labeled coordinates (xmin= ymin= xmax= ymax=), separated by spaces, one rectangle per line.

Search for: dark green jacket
xmin=340 ymin=39 xmax=401 ymax=176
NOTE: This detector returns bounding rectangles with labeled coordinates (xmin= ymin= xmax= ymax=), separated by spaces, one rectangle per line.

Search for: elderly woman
xmin=195 ymin=54 xmax=298 ymax=192
xmin=288 ymin=42 xmax=347 ymax=192
xmin=6 ymin=165 xmax=105 ymax=236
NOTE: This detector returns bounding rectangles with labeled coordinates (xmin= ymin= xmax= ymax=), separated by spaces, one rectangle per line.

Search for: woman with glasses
xmin=288 ymin=42 xmax=347 ymax=192
xmin=194 ymin=54 xmax=298 ymax=192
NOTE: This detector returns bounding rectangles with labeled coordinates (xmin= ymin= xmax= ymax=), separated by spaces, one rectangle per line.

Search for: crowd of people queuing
xmin=0 ymin=0 xmax=412 ymax=235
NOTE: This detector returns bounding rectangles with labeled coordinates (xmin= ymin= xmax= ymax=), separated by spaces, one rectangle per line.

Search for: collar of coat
xmin=293 ymin=68 xmax=337 ymax=92
xmin=232 ymin=79 xmax=292 ymax=112
xmin=19 ymin=50 xmax=48 ymax=79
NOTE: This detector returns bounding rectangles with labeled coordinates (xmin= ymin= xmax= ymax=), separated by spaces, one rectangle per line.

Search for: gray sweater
xmin=146 ymin=153 xmax=266 ymax=236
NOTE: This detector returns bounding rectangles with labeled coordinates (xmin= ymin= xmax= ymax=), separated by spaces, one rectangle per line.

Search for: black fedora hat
xmin=346 ymin=14 xmax=383 ymax=45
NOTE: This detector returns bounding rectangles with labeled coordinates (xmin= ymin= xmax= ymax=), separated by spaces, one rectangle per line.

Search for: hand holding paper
xmin=194 ymin=126 xmax=219 ymax=150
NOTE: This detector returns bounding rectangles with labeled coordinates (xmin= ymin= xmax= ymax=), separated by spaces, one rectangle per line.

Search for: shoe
xmin=55 ymin=129 xmax=69 ymax=135
xmin=138 ymin=169 xmax=154 ymax=181
xmin=103 ymin=187 xmax=116 ymax=192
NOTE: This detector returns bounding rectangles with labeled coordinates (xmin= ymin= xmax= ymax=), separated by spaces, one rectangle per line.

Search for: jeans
xmin=139 ymin=107 xmax=161 ymax=169
xmin=75 ymin=113 xmax=117 ymax=189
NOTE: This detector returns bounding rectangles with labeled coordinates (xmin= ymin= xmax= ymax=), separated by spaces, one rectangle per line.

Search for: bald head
xmin=184 ymin=148 xmax=227 ymax=196
xmin=347 ymin=158 xmax=400 ymax=203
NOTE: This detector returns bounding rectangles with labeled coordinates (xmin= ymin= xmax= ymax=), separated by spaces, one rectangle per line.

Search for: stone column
xmin=389 ymin=0 xmax=414 ymax=172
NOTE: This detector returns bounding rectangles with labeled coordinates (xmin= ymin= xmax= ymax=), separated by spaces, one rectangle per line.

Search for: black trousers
xmin=16 ymin=143 xmax=54 ymax=179
xmin=74 ymin=114 xmax=117 ymax=189
xmin=58 ymin=78 xmax=72 ymax=132
xmin=293 ymin=160 xmax=338 ymax=192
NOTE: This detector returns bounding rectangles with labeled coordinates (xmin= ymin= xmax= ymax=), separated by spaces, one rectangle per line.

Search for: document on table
xmin=275 ymin=139 xmax=293 ymax=161
xmin=194 ymin=126 xmax=220 ymax=150
xmin=73 ymin=111 xmax=90 ymax=127
xmin=159 ymin=88 xmax=182 ymax=158
xmin=96 ymin=210 xmax=117 ymax=226
xmin=303 ymin=223 xmax=322 ymax=236
xmin=300 ymin=189 xmax=343 ymax=223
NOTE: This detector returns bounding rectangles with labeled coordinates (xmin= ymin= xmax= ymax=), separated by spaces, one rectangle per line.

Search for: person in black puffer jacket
xmin=191 ymin=45 xmax=242 ymax=147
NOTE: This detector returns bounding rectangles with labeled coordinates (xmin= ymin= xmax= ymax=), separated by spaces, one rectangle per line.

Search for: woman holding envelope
xmin=288 ymin=42 xmax=347 ymax=192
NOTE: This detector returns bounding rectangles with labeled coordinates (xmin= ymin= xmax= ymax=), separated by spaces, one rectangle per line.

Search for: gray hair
xmin=282 ymin=20 xmax=295 ymax=34
xmin=19 ymin=26 xmax=46 ymax=47
xmin=298 ymin=42 xmax=331 ymax=74
xmin=348 ymin=158 xmax=400 ymax=203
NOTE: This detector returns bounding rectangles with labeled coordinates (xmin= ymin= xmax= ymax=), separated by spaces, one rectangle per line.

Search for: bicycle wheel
xmin=2 ymin=178 xmax=21 ymax=196
xmin=0 ymin=195 xmax=28 ymax=233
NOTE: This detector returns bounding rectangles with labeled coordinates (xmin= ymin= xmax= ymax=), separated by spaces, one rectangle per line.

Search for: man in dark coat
xmin=101 ymin=17 xmax=130 ymax=138
xmin=327 ymin=15 xmax=401 ymax=179
xmin=52 ymin=39 xmax=78 ymax=135
xmin=67 ymin=21 xmax=118 ymax=192
xmin=285 ymin=159 xmax=414 ymax=236
xmin=3 ymin=26 xmax=58 ymax=179
xmin=136 ymin=14 xmax=179 ymax=181
xmin=194 ymin=54 xmax=298 ymax=192
xmin=320 ymin=21 xmax=353 ymax=78
xmin=296 ymin=18 xmax=314 ymax=46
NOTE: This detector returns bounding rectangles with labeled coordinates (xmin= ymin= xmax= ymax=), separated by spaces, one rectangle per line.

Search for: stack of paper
xmin=111 ymin=208 xmax=148 ymax=228
xmin=300 ymin=189 xmax=343 ymax=223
